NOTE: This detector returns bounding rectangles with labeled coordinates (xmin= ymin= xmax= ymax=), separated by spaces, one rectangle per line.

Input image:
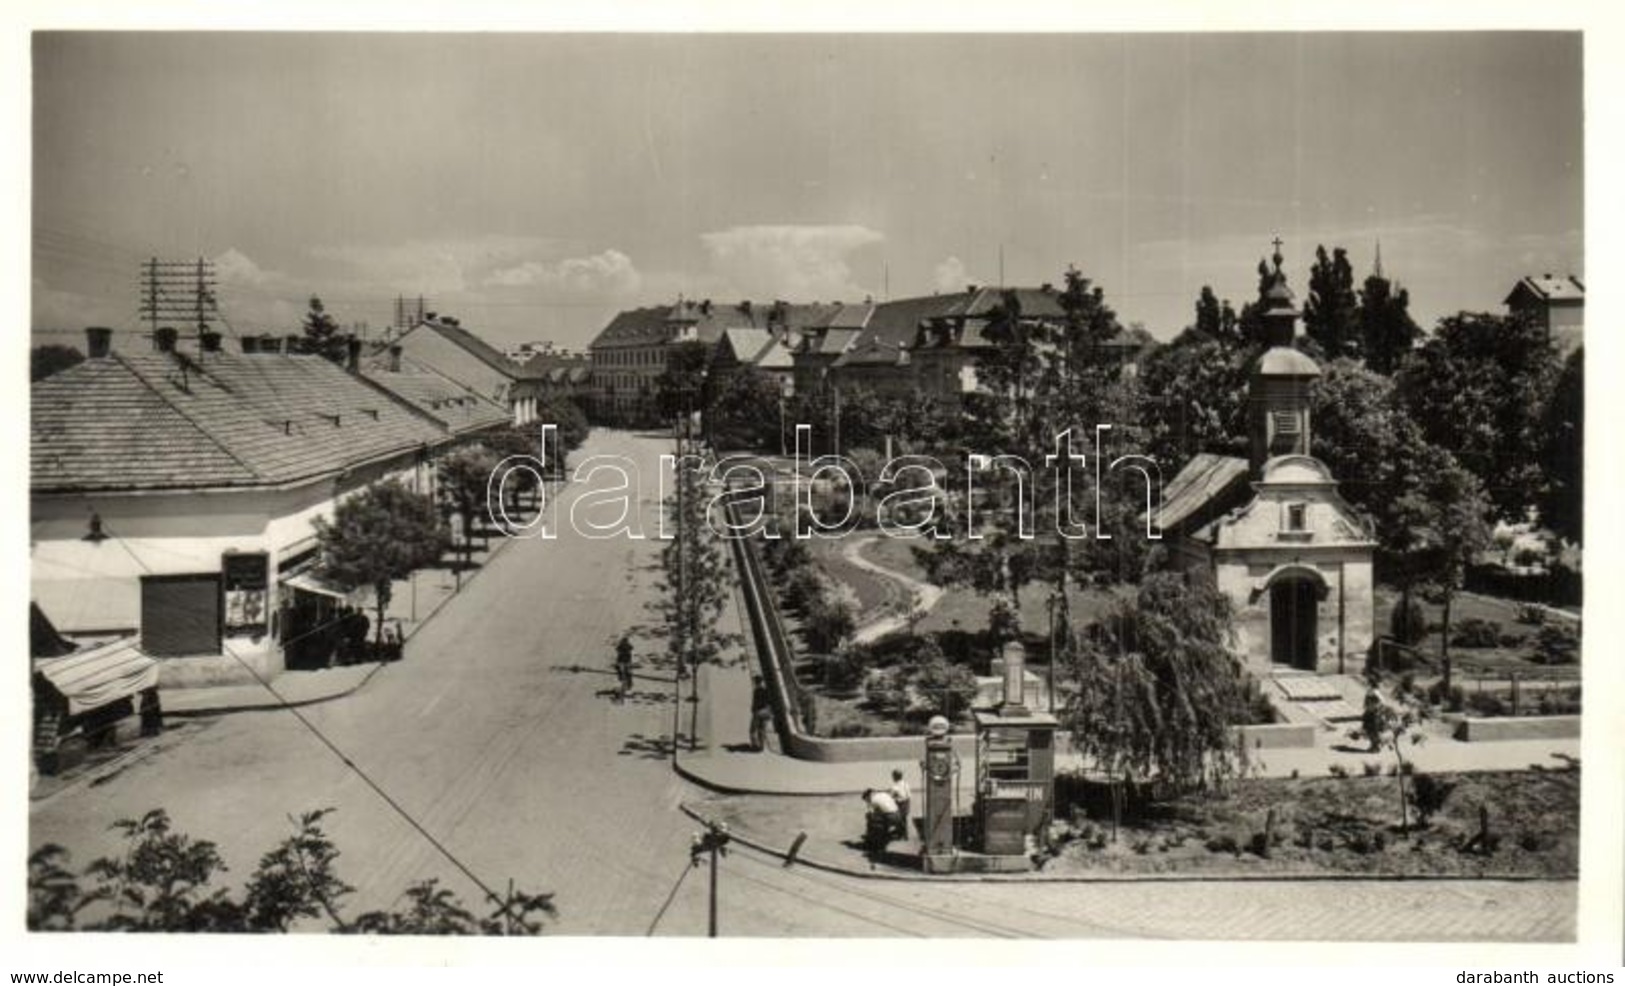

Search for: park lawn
xmin=857 ymin=535 xmax=1128 ymax=641
xmin=1043 ymin=767 xmax=1578 ymax=879
xmin=1372 ymin=586 xmax=1579 ymax=676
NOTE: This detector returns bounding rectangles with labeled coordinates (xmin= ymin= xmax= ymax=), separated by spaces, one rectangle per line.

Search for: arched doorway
xmin=1269 ymin=577 xmax=1320 ymax=670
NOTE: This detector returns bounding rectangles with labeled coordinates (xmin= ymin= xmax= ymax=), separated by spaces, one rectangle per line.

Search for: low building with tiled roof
xmin=389 ymin=314 xmax=557 ymax=427
xmin=31 ymin=327 xmax=485 ymax=686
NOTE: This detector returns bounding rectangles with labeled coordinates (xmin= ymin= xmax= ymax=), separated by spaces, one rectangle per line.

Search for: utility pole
xmin=141 ymin=257 xmax=218 ymax=339
xmin=689 ymin=821 xmax=730 ymax=937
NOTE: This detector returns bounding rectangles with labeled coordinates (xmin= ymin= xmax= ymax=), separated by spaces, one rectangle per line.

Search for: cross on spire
xmin=1270 ymin=236 xmax=1285 ymax=271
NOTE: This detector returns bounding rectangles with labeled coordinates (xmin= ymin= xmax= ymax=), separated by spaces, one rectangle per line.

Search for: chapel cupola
xmin=1249 ymin=238 xmax=1321 ymax=477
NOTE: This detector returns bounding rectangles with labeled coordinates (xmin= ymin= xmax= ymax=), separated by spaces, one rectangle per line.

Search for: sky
xmin=31 ymin=32 xmax=1583 ymax=352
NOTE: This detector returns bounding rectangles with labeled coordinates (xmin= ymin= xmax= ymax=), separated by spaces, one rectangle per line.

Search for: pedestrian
xmin=749 ymin=675 xmax=771 ymax=752
xmin=614 ymin=635 xmax=635 ymax=703
xmin=1362 ymin=688 xmax=1387 ymax=753
xmin=861 ymin=788 xmax=902 ymax=855
xmin=887 ymin=768 xmax=912 ymax=840
xmin=138 ymin=687 xmax=163 ymax=737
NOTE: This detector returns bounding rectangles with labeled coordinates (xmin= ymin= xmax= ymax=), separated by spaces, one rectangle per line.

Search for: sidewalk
xmin=159 ymin=510 xmax=532 ymax=717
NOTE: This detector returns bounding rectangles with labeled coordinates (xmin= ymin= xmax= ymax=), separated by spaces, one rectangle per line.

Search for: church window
xmin=1286 ymin=503 xmax=1307 ymax=532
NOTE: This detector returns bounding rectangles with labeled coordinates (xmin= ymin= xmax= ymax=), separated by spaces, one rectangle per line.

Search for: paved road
xmin=28 ymin=430 xmax=1575 ymax=940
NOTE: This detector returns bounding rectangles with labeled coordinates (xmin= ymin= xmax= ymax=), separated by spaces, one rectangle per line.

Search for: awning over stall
xmin=34 ymin=637 xmax=160 ymax=716
xmin=281 ymin=570 xmax=356 ymax=601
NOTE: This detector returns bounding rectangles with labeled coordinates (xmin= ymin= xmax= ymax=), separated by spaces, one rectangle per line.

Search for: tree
xmin=314 ymin=480 xmax=449 ymax=644
xmin=655 ymin=340 xmax=710 ymax=425
xmin=1349 ymin=685 xmax=1431 ymax=833
xmin=653 ymin=453 xmax=735 ymax=749
xmin=31 ymin=344 xmax=84 ymax=381
xmin=1061 ymin=572 xmax=1253 ymax=797
xmin=301 ymin=295 xmax=348 ymax=363
xmin=436 ymin=445 xmax=501 ymax=556
xmin=27 ymin=808 xmax=555 ymax=934
xmin=708 ymin=366 xmax=785 ymax=451
xmin=1395 ymin=311 xmax=1561 ymax=521
xmin=1358 ymin=267 xmax=1422 ymax=375
xmin=1386 ymin=452 xmax=1494 ymax=691
xmin=1537 ymin=347 xmax=1583 ymax=544
xmin=1302 ymin=246 xmax=1361 ymax=361
xmin=1137 ymin=331 xmax=1252 ymax=471
xmin=1193 ymin=286 xmax=1242 ymax=349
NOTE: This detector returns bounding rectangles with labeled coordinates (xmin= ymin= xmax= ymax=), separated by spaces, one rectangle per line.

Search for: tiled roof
xmin=421 ymin=320 xmax=530 ymax=379
xmin=589 ymin=307 xmax=672 ymax=349
xmin=1506 ymin=274 xmax=1585 ymax=305
xmin=1156 ymin=453 xmax=1250 ymax=534
xmin=717 ymin=327 xmax=777 ymax=365
xmin=32 ymin=351 xmax=448 ymax=494
xmin=753 ymin=339 xmax=795 ymax=371
xmin=360 ymin=352 xmax=510 ymax=435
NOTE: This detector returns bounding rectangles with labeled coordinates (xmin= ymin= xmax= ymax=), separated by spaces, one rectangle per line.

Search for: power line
xmin=642 ymin=860 xmax=692 ymax=937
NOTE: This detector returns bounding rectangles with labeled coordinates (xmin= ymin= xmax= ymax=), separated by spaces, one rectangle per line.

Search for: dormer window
xmin=1287 ymin=503 xmax=1306 ymax=531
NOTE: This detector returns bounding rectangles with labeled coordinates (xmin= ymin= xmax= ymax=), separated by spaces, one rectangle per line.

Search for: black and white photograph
xmin=11 ymin=5 xmax=1621 ymax=973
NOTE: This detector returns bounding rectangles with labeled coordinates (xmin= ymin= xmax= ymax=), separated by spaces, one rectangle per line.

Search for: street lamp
xmin=690 ymin=821 xmax=731 ymax=937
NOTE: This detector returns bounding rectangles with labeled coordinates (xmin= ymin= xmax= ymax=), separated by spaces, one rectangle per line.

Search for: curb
xmin=672 ymin=751 xmax=870 ymax=799
xmin=677 ymin=802 xmax=1573 ymax=887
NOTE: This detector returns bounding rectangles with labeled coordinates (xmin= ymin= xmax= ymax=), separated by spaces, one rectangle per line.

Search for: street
xmin=28 ymin=430 xmax=1575 ymax=940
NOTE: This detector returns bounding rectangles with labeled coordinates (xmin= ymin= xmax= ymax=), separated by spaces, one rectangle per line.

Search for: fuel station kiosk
xmin=922 ymin=642 xmax=1057 ymax=873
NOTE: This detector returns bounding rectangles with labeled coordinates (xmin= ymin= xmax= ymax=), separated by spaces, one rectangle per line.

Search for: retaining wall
xmin=1453 ymin=715 xmax=1581 ymax=742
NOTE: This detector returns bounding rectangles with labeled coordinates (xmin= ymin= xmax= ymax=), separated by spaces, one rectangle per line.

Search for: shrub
xmin=1496 ymin=633 xmax=1527 ymax=649
xmin=1204 ymin=832 xmax=1241 ymax=855
xmin=1531 ymin=623 xmax=1580 ymax=665
xmin=804 ymin=597 xmax=856 ymax=653
xmin=1451 ymin=618 xmax=1502 ymax=649
xmin=1361 ymin=761 xmax=1382 ymax=777
xmin=1517 ymin=830 xmax=1552 ymax=853
xmin=1515 ymin=604 xmax=1547 ymax=626
xmin=1328 ymin=764 xmax=1350 ymax=779
xmin=1408 ymin=772 xmax=1455 ymax=827
xmin=1465 ymin=691 xmax=1507 ymax=718
xmin=1131 ymin=838 xmax=1152 ymax=855
xmin=820 ymin=651 xmax=868 ymax=693
xmin=1426 ymin=681 xmax=1465 ymax=712
xmin=827 ymin=721 xmax=873 ymax=739
xmin=783 ymin=568 xmax=825 ymax=611
xmin=1389 ymin=596 xmax=1429 ymax=645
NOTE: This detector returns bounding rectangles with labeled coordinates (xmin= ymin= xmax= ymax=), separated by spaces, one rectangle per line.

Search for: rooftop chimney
xmin=388 ymin=344 xmax=403 ymax=373
xmin=345 ymin=336 xmax=362 ymax=373
xmin=966 ymin=284 xmax=978 ymax=295
xmin=84 ymin=326 xmax=113 ymax=359
xmin=199 ymin=330 xmax=223 ymax=353
xmin=153 ymin=327 xmax=179 ymax=353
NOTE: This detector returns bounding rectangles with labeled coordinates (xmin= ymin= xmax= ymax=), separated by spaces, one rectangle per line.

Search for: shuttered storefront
xmin=140 ymin=574 xmax=222 ymax=657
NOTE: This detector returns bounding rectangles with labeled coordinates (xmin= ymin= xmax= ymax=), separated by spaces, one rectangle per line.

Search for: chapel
xmin=1157 ymin=241 xmax=1377 ymax=674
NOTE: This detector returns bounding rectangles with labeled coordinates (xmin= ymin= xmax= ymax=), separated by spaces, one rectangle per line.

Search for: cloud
xmin=308 ymin=235 xmax=563 ymax=295
xmin=483 ymin=249 xmax=642 ymax=294
xmin=698 ymin=224 xmax=883 ymax=301
xmin=213 ymin=248 xmax=286 ymax=289
xmin=932 ymin=256 xmax=972 ymax=294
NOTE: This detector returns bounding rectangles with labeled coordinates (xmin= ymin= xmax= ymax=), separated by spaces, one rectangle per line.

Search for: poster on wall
xmin=222 ymin=551 xmax=269 ymax=633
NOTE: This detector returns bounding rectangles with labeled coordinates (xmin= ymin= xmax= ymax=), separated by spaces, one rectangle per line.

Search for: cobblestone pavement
xmin=25 ymin=430 xmax=1579 ymax=941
